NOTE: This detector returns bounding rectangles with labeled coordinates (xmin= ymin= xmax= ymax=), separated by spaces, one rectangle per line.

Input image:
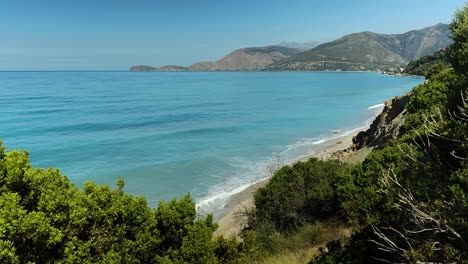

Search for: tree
xmin=0 ymin=140 xmax=222 ymax=263
xmin=449 ymin=4 xmax=468 ymax=75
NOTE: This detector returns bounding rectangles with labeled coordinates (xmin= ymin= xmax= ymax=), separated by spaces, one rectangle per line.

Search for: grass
xmin=256 ymin=220 xmax=351 ymax=264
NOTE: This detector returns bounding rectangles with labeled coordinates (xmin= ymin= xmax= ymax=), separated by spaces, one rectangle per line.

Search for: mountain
xmin=130 ymin=45 xmax=303 ymax=71
xmin=268 ymin=23 xmax=452 ymax=71
xmin=187 ymin=46 xmax=302 ymax=71
xmin=277 ymin=41 xmax=320 ymax=51
xmin=130 ymin=23 xmax=451 ymax=72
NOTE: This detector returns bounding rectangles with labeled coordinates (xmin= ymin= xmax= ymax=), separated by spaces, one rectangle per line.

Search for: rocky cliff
xmin=353 ymin=91 xmax=413 ymax=150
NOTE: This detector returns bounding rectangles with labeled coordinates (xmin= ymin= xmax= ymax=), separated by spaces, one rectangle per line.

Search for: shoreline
xmin=214 ymin=128 xmax=365 ymax=237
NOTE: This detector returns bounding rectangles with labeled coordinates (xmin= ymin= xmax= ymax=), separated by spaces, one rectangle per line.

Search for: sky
xmin=0 ymin=0 xmax=466 ymax=70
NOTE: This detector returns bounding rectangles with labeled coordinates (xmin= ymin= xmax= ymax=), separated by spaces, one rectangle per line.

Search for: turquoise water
xmin=0 ymin=71 xmax=423 ymax=216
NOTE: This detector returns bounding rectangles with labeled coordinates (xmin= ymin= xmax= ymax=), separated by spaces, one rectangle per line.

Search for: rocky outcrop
xmin=352 ymin=91 xmax=413 ymax=150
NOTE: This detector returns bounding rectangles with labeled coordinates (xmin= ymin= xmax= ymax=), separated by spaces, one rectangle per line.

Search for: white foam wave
xmin=195 ymin=158 xmax=272 ymax=218
xmin=196 ymin=177 xmax=266 ymax=211
xmin=368 ymin=103 xmax=385 ymax=109
xmin=312 ymin=138 xmax=327 ymax=144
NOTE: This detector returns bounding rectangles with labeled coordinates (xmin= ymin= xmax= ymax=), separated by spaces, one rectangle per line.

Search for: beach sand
xmin=214 ymin=129 xmax=364 ymax=237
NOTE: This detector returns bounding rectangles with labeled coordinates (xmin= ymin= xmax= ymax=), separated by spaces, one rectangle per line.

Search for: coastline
xmin=214 ymin=129 xmax=364 ymax=237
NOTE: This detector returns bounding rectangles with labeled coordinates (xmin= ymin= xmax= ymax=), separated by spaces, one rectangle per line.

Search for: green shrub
xmin=252 ymin=158 xmax=346 ymax=232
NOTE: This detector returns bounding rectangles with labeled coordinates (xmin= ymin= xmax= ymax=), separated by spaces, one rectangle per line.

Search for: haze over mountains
xmin=130 ymin=23 xmax=451 ymax=72
xmin=276 ymin=41 xmax=321 ymax=51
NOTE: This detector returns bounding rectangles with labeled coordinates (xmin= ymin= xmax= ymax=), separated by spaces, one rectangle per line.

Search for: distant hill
xmin=187 ymin=46 xmax=303 ymax=71
xmin=276 ymin=41 xmax=320 ymax=51
xmin=268 ymin=23 xmax=452 ymax=71
xmin=130 ymin=46 xmax=302 ymax=71
xmin=129 ymin=65 xmax=158 ymax=71
xmin=403 ymin=49 xmax=450 ymax=76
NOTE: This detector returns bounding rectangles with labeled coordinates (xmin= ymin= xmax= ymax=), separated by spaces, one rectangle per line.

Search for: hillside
xmin=268 ymin=23 xmax=451 ymax=71
xmin=403 ymin=48 xmax=450 ymax=76
xmin=129 ymin=45 xmax=302 ymax=71
xmin=187 ymin=46 xmax=302 ymax=71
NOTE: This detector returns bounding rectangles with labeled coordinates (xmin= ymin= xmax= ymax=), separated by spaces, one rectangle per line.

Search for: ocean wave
xmin=368 ymin=103 xmax=385 ymax=109
xmin=196 ymin=177 xmax=267 ymax=211
xmin=195 ymin=158 xmax=271 ymax=218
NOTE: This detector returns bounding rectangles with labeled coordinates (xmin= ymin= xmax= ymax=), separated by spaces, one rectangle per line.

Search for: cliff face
xmin=352 ymin=91 xmax=413 ymax=150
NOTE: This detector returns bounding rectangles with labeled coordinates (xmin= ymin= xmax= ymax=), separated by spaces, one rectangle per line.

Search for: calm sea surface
xmin=0 ymin=71 xmax=423 ymax=216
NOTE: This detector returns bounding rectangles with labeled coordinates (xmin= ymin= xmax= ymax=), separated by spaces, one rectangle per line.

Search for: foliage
xmin=403 ymin=49 xmax=450 ymax=77
xmin=251 ymin=5 xmax=468 ymax=263
xmin=0 ymin=145 xmax=221 ymax=263
xmin=2 ymin=4 xmax=468 ymax=264
xmin=449 ymin=4 xmax=468 ymax=75
xmin=252 ymin=158 xmax=346 ymax=232
xmin=309 ymin=5 xmax=468 ymax=262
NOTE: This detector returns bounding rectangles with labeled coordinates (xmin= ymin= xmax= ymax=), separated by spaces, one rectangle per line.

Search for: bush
xmin=0 ymin=141 xmax=220 ymax=263
xmin=252 ymin=158 xmax=346 ymax=232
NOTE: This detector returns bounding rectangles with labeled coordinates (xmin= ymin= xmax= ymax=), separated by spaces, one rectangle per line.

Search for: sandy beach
xmin=214 ymin=128 xmax=367 ymax=237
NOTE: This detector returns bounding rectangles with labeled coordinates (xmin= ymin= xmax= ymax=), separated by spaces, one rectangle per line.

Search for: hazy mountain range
xmin=130 ymin=23 xmax=451 ymax=72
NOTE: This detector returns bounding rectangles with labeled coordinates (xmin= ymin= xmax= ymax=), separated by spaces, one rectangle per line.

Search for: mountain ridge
xmin=268 ymin=23 xmax=451 ymax=71
xmin=130 ymin=23 xmax=451 ymax=72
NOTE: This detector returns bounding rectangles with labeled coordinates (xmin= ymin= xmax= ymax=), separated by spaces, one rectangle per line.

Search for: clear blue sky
xmin=0 ymin=0 xmax=465 ymax=70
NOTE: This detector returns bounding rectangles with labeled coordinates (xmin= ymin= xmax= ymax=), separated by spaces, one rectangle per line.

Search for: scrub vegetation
xmin=1 ymin=4 xmax=467 ymax=264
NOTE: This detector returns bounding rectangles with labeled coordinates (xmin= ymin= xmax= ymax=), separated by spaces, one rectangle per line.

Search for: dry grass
xmin=257 ymin=247 xmax=320 ymax=264
xmin=256 ymin=221 xmax=352 ymax=264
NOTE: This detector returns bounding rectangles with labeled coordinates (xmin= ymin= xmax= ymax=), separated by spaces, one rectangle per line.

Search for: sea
xmin=0 ymin=71 xmax=423 ymax=217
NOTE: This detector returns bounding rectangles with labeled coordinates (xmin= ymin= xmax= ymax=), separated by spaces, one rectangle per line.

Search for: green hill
xmin=403 ymin=48 xmax=450 ymax=76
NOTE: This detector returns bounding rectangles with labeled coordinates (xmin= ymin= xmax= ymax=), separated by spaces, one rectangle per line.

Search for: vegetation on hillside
xmin=0 ymin=149 xmax=219 ymax=263
xmin=1 ymin=4 xmax=468 ymax=264
xmin=403 ymin=49 xmax=450 ymax=77
xmin=240 ymin=5 xmax=468 ymax=263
